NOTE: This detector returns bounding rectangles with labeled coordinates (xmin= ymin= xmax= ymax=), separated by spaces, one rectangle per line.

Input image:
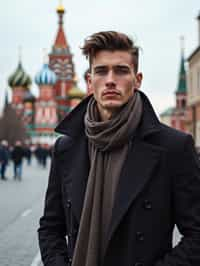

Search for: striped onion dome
xmin=8 ymin=62 xmax=32 ymax=89
xmin=35 ymin=64 xmax=57 ymax=86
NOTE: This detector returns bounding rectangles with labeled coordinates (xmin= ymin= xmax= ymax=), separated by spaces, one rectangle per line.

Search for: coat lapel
xmin=70 ymin=135 xmax=90 ymax=223
xmin=104 ymin=138 xmax=163 ymax=256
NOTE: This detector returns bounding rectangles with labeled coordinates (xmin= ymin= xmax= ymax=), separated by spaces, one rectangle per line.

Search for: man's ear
xmin=135 ymin=72 xmax=143 ymax=90
xmin=87 ymin=72 xmax=94 ymax=95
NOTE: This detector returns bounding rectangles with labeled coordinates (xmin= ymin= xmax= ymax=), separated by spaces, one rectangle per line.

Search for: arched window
xmin=182 ymin=99 xmax=186 ymax=108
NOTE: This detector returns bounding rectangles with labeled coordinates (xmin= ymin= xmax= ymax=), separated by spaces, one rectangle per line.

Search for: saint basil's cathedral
xmin=7 ymin=3 xmax=86 ymax=145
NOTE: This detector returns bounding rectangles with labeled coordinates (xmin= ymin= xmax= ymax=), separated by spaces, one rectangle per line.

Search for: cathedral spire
xmin=53 ymin=1 xmax=68 ymax=49
xmin=176 ymin=36 xmax=187 ymax=94
xmin=57 ymin=0 xmax=65 ymax=15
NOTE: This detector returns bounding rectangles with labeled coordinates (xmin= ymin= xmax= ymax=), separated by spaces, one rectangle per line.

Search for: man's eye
xmin=115 ymin=68 xmax=129 ymax=74
xmin=95 ymin=69 xmax=107 ymax=75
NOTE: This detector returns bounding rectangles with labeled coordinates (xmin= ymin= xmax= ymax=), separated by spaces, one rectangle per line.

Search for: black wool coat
xmin=38 ymin=91 xmax=200 ymax=266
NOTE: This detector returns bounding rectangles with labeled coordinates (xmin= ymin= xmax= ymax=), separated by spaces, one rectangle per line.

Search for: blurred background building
xmin=5 ymin=2 xmax=85 ymax=145
xmin=160 ymin=11 xmax=200 ymax=148
xmin=1 ymin=4 xmax=200 ymax=148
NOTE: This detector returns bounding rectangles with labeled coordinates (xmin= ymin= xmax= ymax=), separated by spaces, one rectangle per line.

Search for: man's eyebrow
xmin=93 ymin=65 xmax=107 ymax=69
xmin=115 ymin=64 xmax=131 ymax=68
xmin=114 ymin=65 xmax=130 ymax=68
xmin=94 ymin=64 xmax=131 ymax=68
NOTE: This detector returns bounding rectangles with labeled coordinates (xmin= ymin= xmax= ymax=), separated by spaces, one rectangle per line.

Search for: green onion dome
xmin=8 ymin=62 xmax=32 ymax=89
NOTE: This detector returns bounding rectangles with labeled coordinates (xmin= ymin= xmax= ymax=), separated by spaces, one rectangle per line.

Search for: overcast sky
xmin=0 ymin=0 xmax=199 ymax=115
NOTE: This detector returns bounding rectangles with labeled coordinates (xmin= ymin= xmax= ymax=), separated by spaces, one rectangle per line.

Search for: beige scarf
xmin=72 ymin=91 xmax=143 ymax=266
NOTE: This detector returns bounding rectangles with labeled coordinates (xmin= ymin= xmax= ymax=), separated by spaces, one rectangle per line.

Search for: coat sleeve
xmin=155 ymin=134 xmax=200 ymax=266
xmin=38 ymin=138 xmax=68 ymax=266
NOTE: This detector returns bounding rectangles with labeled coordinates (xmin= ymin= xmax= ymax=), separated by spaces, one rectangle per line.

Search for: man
xmin=0 ymin=140 xmax=9 ymax=180
xmin=38 ymin=31 xmax=200 ymax=266
xmin=11 ymin=140 xmax=24 ymax=180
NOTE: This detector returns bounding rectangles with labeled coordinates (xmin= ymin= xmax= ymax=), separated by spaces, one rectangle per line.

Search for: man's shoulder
xmin=157 ymin=122 xmax=193 ymax=153
xmin=160 ymin=123 xmax=188 ymax=139
xmin=144 ymin=121 xmax=192 ymax=154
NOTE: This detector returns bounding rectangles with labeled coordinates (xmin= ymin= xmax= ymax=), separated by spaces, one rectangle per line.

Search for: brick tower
xmin=49 ymin=2 xmax=75 ymax=121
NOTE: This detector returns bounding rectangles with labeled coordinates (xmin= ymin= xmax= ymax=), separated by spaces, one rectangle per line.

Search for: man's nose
xmin=105 ymin=70 xmax=116 ymax=86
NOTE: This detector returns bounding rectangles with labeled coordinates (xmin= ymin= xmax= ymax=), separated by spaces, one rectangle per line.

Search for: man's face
xmin=87 ymin=50 xmax=142 ymax=115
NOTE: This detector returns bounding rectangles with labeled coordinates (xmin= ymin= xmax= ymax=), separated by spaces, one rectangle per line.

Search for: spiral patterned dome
xmin=35 ymin=64 xmax=57 ymax=86
xmin=8 ymin=62 xmax=32 ymax=89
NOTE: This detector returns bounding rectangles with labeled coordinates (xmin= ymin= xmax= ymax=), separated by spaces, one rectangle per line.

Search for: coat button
xmin=143 ymin=200 xmax=152 ymax=210
xmin=136 ymin=231 xmax=144 ymax=241
xmin=68 ymin=257 xmax=72 ymax=263
xmin=67 ymin=200 xmax=71 ymax=208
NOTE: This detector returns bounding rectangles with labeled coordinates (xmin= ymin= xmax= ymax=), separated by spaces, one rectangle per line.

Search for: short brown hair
xmin=81 ymin=31 xmax=139 ymax=72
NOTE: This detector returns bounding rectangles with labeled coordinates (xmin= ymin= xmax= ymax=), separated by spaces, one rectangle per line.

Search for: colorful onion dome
xmin=35 ymin=64 xmax=57 ymax=86
xmin=8 ymin=62 xmax=32 ymax=89
xmin=68 ymin=85 xmax=86 ymax=99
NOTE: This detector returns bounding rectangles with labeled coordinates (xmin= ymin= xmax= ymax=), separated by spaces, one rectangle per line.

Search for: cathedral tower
xmin=35 ymin=54 xmax=58 ymax=144
xmin=49 ymin=2 xmax=75 ymax=120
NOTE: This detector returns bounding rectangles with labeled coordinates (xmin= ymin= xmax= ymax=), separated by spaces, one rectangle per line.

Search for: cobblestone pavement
xmin=0 ymin=158 xmax=49 ymax=266
xmin=0 ymin=158 xmax=182 ymax=266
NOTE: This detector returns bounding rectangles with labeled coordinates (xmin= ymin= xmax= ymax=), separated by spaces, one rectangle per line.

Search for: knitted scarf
xmin=72 ymin=91 xmax=143 ymax=266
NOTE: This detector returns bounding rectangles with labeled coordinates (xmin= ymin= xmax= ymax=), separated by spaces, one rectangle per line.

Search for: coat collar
xmin=55 ymin=95 xmax=92 ymax=138
xmin=55 ymin=91 xmax=161 ymax=140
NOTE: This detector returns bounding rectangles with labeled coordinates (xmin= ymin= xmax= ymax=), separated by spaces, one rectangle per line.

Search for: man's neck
xmin=97 ymin=104 xmax=118 ymax=121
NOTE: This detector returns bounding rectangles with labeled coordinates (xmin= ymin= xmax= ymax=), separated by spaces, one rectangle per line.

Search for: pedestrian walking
xmin=0 ymin=140 xmax=9 ymax=180
xmin=40 ymin=144 xmax=49 ymax=168
xmin=38 ymin=31 xmax=200 ymax=266
xmin=11 ymin=140 xmax=24 ymax=180
xmin=35 ymin=144 xmax=44 ymax=166
xmin=24 ymin=144 xmax=32 ymax=165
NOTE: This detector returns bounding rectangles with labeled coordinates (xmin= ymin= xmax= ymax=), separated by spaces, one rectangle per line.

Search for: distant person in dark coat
xmin=11 ymin=140 xmax=24 ymax=180
xmin=40 ymin=145 xmax=49 ymax=168
xmin=24 ymin=145 xmax=32 ymax=165
xmin=35 ymin=144 xmax=43 ymax=166
xmin=0 ymin=140 xmax=9 ymax=180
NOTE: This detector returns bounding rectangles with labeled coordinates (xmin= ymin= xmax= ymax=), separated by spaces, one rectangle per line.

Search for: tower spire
xmin=180 ymin=35 xmax=185 ymax=56
xmin=53 ymin=1 xmax=68 ymax=49
xmin=176 ymin=36 xmax=187 ymax=94
xmin=57 ymin=0 xmax=65 ymax=25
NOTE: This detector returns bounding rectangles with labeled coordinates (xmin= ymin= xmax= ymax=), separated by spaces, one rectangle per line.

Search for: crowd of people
xmin=0 ymin=140 xmax=52 ymax=181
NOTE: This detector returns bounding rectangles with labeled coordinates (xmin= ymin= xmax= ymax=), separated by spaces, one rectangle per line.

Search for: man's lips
xmin=102 ymin=90 xmax=121 ymax=96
